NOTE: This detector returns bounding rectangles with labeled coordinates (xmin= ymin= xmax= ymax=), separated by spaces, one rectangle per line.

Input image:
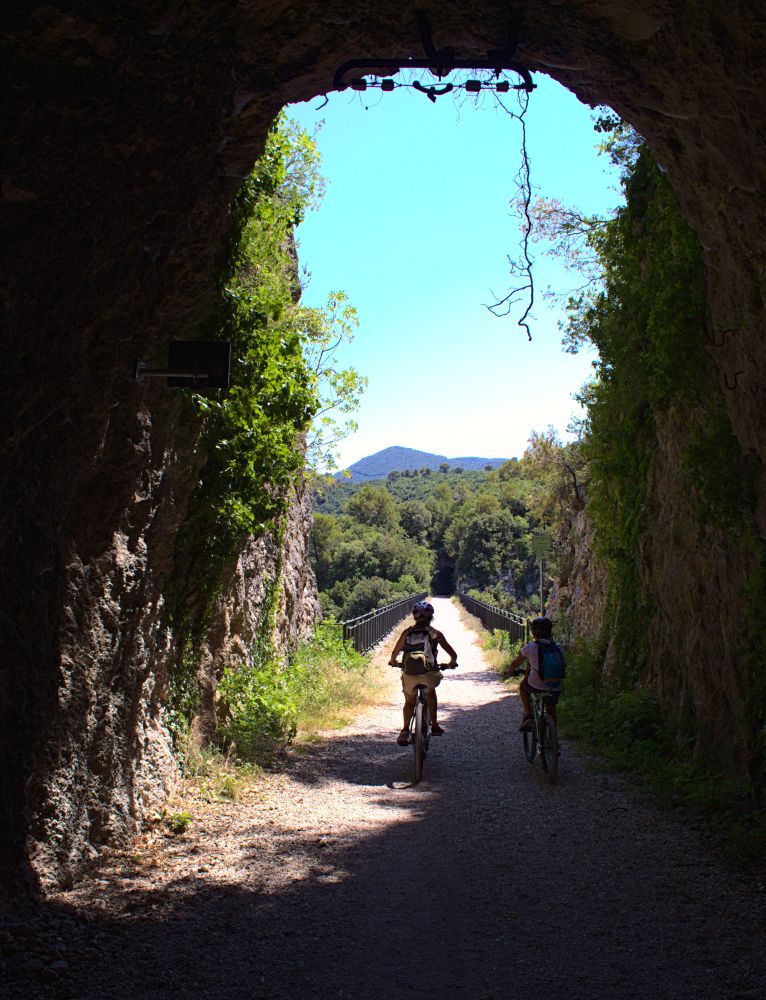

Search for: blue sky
xmin=286 ymin=74 xmax=622 ymax=469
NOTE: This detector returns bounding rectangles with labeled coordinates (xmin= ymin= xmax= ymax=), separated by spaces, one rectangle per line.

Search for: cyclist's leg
xmin=547 ymin=689 xmax=560 ymax=724
xmin=518 ymin=679 xmax=533 ymax=728
xmin=398 ymin=676 xmax=417 ymax=743
xmin=425 ymin=672 xmax=443 ymax=732
xmin=426 ymin=688 xmax=438 ymax=724
xmin=402 ymin=699 xmax=415 ymax=729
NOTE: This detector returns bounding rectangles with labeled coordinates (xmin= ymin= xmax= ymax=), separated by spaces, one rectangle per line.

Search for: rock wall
xmin=16 ymin=399 xmax=320 ymax=892
xmin=196 ymin=478 xmax=322 ymax=744
xmin=639 ymin=408 xmax=757 ymax=771
xmin=547 ymin=508 xmax=610 ymax=650
xmin=3 ymin=0 xmax=766 ymax=889
xmin=553 ymin=397 xmax=760 ymax=776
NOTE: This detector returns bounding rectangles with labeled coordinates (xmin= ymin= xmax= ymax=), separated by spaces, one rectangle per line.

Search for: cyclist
xmin=388 ymin=601 xmax=458 ymax=745
xmin=509 ymin=616 xmax=562 ymax=730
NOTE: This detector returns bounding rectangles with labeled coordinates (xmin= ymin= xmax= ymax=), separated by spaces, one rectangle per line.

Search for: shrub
xmin=289 ymin=621 xmax=370 ymax=730
xmin=215 ymin=623 xmax=370 ymax=760
xmin=217 ymin=660 xmax=298 ymax=762
xmin=165 ymin=811 xmax=192 ymax=834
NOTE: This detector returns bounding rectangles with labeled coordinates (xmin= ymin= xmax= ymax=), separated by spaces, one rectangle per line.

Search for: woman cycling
xmin=388 ymin=601 xmax=458 ymax=745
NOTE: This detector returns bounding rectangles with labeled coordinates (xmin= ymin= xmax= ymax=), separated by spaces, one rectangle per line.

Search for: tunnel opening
xmin=3 ymin=2 xmax=765 ymax=892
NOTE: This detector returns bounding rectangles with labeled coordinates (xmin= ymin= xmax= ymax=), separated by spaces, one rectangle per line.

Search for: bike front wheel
xmin=539 ymin=714 xmax=559 ymax=781
xmin=413 ymin=700 xmax=428 ymax=782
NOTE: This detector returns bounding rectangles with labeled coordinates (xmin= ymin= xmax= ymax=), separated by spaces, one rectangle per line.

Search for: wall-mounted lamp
xmin=134 ymin=341 xmax=231 ymax=389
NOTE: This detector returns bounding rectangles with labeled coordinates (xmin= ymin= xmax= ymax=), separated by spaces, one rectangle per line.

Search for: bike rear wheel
xmin=413 ymin=699 xmax=428 ymax=782
xmin=539 ymin=714 xmax=559 ymax=781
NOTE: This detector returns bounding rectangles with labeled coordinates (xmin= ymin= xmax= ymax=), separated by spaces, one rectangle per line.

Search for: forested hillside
xmin=341 ymin=445 xmax=509 ymax=481
xmin=311 ymin=452 xmax=564 ymax=619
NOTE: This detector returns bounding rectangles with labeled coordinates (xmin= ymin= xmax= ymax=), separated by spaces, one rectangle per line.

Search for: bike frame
xmin=391 ymin=661 xmax=457 ymax=782
xmin=410 ymin=684 xmax=430 ymax=781
xmin=529 ymin=689 xmax=549 ymax=741
xmin=523 ymin=688 xmax=559 ymax=781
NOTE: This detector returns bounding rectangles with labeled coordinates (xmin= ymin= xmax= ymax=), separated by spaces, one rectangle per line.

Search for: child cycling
xmin=388 ymin=601 xmax=458 ymax=745
xmin=509 ymin=616 xmax=564 ymax=730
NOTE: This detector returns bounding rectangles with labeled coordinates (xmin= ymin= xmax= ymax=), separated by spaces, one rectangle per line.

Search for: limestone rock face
xmin=548 ymin=508 xmax=610 ymax=649
xmin=4 ymin=0 xmax=766 ymax=888
xmin=196 ymin=479 xmax=322 ymax=744
xmin=638 ymin=409 xmax=754 ymax=769
xmin=19 ymin=402 xmax=201 ymax=890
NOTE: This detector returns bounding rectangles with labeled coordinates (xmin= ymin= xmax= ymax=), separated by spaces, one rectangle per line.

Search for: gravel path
xmin=3 ymin=597 xmax=766 ymax=999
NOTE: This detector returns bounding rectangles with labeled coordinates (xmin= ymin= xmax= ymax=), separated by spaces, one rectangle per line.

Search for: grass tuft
xmin=164 ymin=810 xmax=192 ymax=834
xmin=559 ymin=645 xmax=766 ymax=868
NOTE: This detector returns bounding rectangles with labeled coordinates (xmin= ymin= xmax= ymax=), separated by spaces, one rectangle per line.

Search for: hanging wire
xmin=327 ymin=62 xmax=538 ymax=342
xmin=340 ymin=74 xmax=526 ymax=101
xmin=486 ymin=88 xmax=534 ymax=340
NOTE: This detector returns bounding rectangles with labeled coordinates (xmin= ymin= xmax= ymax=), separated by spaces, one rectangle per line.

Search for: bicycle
xmin=521 ymin=688 xmax=559 ymax=782
xmin=392 ymin=662 xmax=457 ymax=782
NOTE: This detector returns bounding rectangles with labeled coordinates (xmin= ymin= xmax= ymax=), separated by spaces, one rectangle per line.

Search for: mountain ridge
xmin=340 ymin=445 xmax=510 ymax=481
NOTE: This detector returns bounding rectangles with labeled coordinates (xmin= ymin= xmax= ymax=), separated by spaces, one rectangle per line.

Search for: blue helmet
xmin=413 ymin=601 xmax=434 ymax=621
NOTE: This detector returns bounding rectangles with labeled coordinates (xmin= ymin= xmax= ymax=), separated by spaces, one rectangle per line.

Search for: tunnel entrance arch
xmin=3 ymin=2 xmax=765 ymax=891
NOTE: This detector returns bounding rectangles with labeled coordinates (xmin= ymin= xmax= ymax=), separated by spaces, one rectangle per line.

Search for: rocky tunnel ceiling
xmin=2 ymin=1 xmax=766 ymax=888
xmin=4 ymin=1 xmax=765 ymax=472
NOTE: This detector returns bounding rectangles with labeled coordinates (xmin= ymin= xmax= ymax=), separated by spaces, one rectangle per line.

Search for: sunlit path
xmin=8 ymin=597 xmax=766 ymax=999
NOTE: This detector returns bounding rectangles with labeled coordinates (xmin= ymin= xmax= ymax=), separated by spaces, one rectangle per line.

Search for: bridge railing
xmin=339 ymin=592 xmax=428 ymax=654
xmin=457 ymin=592 xmax=529 ymax=644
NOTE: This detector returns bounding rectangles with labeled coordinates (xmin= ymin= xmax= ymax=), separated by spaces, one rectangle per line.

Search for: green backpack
xmin=402 ymin=627 xmax=437 ymax=675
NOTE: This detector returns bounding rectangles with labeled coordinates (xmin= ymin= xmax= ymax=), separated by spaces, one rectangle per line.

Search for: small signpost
xmin=531 ymin=533 xmax=552 ymax=615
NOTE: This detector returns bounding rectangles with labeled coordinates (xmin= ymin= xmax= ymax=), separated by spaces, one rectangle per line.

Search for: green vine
xmin=165 ymin=115 xmax=325 ymax=725
xmin=573 ymin=148 xmax=706 ymax=682
xmin=561 ymin=137 xmax=766 ymax=796
xmin=682 ymin=408 xmax=759 ymax=535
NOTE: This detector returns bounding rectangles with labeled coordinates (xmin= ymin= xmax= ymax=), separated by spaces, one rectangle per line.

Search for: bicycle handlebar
xmin=388 ymin=662 xmax=458 ymax=669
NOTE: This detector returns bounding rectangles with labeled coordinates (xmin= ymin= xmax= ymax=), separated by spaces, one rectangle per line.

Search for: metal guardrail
xmin=457 ymin=592 xmax=529 ymax=643
xmin=340 ymin=592 xmax=428 ymax=654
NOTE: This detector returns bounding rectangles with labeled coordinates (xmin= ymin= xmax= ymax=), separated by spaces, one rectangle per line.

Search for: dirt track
xmin=3 ymin=597 xmax=766 ymax=999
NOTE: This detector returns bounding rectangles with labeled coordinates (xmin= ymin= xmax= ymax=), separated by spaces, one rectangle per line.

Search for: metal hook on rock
xmin=723 ymin=370 xmax=744 ymax=391
xmin=708 ymin=328 xmax=735 ymax=348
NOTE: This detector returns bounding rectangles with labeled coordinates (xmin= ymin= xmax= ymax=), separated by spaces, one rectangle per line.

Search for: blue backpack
xmin=536 ymin=641 xmax=566 ymax=691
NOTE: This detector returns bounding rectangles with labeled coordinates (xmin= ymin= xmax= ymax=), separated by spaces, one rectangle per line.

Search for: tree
xmin=310 ymin=513 xmax=341 ymax=590
xmin=344 ymin=484 xmax=399 ymax=530
xmin=300 ymin=291 xmax=368 ymax=473
xmin=498 ymin=459 xmax=521 ymax=480
xmin=344 ymin=578 xmax=395 ymax=618
xmin=522 ymin=427 xmax=588 ymax=522
xmin=474 ymin=492 xmax=501 ymax=515
xmin=398 ymin=500 xmax=433 ymax=545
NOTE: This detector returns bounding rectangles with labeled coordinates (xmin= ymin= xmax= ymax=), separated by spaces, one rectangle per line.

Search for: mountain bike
xmin=522 ymin=688 xmax=559 ymax=782
xmin=393 ymin=663 xmax=457 ymax=782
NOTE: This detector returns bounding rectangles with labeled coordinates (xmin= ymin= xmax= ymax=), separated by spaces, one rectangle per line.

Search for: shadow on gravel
xmin=4 ymin=690 xmax=766 ymax=1000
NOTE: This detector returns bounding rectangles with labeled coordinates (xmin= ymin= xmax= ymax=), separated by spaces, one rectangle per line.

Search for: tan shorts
xmin=401 ymin=670 xmax=443 ymax=704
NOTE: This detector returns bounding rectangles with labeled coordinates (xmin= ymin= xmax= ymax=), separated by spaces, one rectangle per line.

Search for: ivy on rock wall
xmin=165 ymin=115 xmax=366 ymax=740
xmin=573 ymin=147 xmax=707 ymax=682
xmin=168 ymin=114 xmax=321 ymax=635
xmin=559 ymin=137 xmax=765 ymax=791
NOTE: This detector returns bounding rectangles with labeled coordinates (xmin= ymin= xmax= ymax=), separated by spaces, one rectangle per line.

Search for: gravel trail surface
xmin=3 ymin=597 xmax=766 ymax=999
